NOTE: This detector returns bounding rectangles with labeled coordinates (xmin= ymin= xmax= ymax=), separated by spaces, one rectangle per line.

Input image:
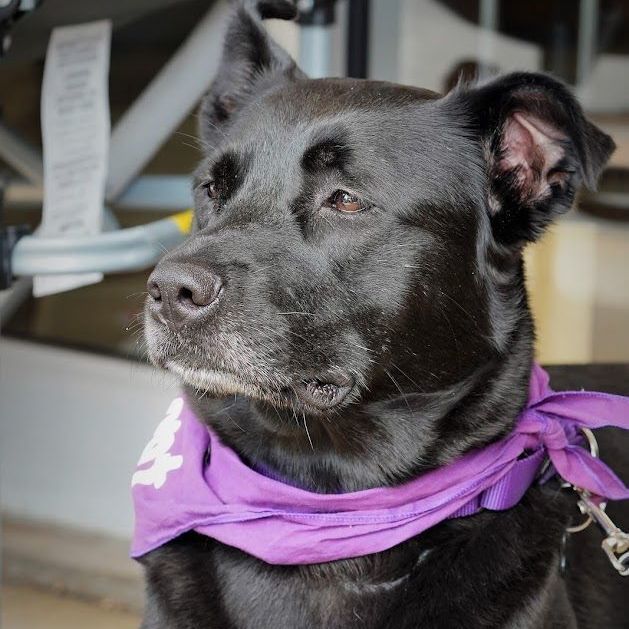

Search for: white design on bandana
xmin=132 ymin=397 xmax=184 ymax=489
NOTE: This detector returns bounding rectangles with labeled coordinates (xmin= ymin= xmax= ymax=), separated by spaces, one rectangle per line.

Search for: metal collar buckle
xmin=565 ymin=428 xmax=629 ymax=577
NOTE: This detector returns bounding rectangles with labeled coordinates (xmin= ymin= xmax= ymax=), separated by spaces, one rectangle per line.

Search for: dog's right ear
xmin=200 ymin=1 xmax=302 ymax=150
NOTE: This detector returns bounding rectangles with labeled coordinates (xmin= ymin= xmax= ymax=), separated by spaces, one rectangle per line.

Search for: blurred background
xmin=0 ymin=0 xmax=628 ymax=626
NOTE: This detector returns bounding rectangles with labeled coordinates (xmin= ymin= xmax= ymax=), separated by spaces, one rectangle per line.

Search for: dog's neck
xmin=186 ymin=329 xmax=533 ymax=494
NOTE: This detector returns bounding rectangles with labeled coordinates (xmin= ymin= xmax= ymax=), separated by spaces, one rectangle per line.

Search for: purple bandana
xmin=131 ymin=365 xmax=629 ymax=565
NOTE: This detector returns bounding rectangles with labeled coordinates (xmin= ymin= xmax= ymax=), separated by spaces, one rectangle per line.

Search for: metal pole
xmin=577 ymin=0 xmax=599 ymax=87
xmin=105 ymin=0 xmax=230 ymax=202
xmin=299 ymin=26 xmax=332 ymax=78
xmin=346 ymin=0 xmax=369 ymax=78
xmin=478 ymin=0 xmax=499 ymax=80
xmin=297 ymin=0 xmax=336 ymax=79
xmin=0 ymin=276 xmax=31 ymax=324
xmin=5 ymin=174 xmax=193 ymax=211
xmin=11 ymin=210 xmax=191 ymax=276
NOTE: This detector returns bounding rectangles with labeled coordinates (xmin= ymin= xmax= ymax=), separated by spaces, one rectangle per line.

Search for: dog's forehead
xmin=270 ymin=77 xmax=441 ymax=112
xmin=221 ymin=78 xmax=468 ymax=171
xmin=254 ymin=78 xmax=444 ymax=136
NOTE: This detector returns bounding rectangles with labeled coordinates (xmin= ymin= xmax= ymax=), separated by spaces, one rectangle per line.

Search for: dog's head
xmin=144 ymin=1 xmax=613 ymax=473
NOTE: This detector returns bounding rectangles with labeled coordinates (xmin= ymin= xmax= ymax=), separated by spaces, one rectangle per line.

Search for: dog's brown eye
xmin=205 ymin=180 xmax=219 ymax=200
xmin=326 ymin=190 xmax=365 ymax=213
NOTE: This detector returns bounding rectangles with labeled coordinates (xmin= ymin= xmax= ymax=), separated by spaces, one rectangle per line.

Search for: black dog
xmin=140 ymin=2 xmax=627 ymax=627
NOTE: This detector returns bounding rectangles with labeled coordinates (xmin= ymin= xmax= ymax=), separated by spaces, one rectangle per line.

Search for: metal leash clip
xmin=565 ymin=428 xmax=629 ymax=577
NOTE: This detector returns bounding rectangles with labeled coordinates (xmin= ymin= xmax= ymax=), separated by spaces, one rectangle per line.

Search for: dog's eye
xmin=204 ymin=180 xmax=220 ymax=200
xmin=325 ymin=190 xmax=365 ymax=213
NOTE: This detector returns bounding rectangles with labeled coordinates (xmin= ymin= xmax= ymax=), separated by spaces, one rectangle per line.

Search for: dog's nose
xmin=147 ymin=263 xmax=223 ymax=327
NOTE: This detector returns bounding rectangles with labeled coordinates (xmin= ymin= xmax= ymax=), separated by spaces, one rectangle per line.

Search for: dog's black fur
xmin=140 ymin=2 xmax=628 ymax=627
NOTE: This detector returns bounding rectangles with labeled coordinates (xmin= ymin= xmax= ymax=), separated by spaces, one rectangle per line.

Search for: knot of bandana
xmin=131 ymin=364 xmax=629 ymax=565
xmin=518 ymin=364 xmax=629 ymax=501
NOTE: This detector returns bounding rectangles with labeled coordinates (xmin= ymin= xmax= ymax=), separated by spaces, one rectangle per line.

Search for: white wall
xmin=0 ymin=338 xmax=178 ymax=538
xmin=396 ymin=0 xmax=541 ymax=91
xmin=579 ymin=54 xmax=629 ymax=112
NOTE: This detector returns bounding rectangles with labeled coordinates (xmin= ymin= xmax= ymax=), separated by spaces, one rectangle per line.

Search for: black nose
xmin=147 ymin=263 xmax=223 ymax=328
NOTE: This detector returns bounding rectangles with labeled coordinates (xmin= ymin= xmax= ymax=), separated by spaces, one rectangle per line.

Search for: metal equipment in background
xmin=0 ymin=0 xmax=230 ymax=292
xmin=0 ymin=0 xmax=360 ymax=296
xmin=296 ymin=0 xmax=370 ymax=79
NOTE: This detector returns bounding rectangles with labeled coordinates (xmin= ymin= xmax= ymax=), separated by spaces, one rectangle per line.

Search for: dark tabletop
xmin=545 ymin=364 xmax=629 ymax=396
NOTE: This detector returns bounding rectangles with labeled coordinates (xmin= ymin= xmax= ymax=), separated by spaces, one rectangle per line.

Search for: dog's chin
xmin=164 ymin=360 xmax=268 ymax=400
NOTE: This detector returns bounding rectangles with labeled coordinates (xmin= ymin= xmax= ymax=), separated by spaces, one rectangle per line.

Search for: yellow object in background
xmin=525 ymin=216 xmax=629 ymax=364
xmin=170 ymin=210 xmax=194 ymax=235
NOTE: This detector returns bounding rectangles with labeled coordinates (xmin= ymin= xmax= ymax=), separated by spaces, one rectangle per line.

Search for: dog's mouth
xmin=293 ymin=377 xmax=354 ymax=411
xmin=164 ymin=359 xmax=354 ymax=412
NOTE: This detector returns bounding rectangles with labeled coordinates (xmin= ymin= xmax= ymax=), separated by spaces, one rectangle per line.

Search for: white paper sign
xmin=35 ymin=20 xmax=112 ymax=297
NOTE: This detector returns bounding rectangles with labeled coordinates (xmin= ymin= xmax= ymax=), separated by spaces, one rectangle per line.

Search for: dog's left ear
xmin=460 ymin=72 xmax=615 ymax=245
xmin=200 ymin=1 xmax=303 ymax=149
